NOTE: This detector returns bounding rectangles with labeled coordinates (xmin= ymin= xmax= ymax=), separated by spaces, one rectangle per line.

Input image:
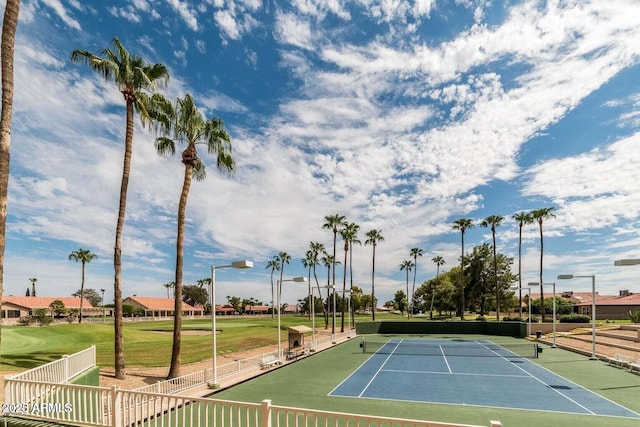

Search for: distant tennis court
xmin=329 ymin=338 xmax=640 ymax=418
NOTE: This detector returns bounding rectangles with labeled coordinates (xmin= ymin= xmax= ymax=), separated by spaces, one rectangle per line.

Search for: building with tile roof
xmin=1 ymin=295 xmax=97 ymax=324
xmin=123 ymin=296 xmax=204 ymax=317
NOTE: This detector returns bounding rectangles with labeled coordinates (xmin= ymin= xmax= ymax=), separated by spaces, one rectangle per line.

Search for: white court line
xmin=475 ymin=340 xmax=597 ymax=415
xmin=439 ymin=345 xmax=452 ymax=373
xmin=357 ymin=340 xmax=401 ymax=398
xmin=382 ymin=368 xmax=530 ymax=378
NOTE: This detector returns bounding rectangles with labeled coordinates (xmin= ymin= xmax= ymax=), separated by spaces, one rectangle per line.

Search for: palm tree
xmin=322 ymin=214 xmax=346 ymax=333
xmin=345 ymin=223 xmax=361 ymax=329
xmin=452 ymin=218 xmax=474 ymax=320
xmin=400 ymin=260 xmax=415 ymax=319
xmin=71 ymin=38 xmax=169 ymax=380
xmin=530 ymin=207 xmax=556 ymax=322
xmin=68 ymin=249 xmax=98 ymax=324
xmin=431 ymin=256 xmax=446 ymax=320
xmin=0 ymin=0 xmax=21 ymax=352
xmin=29 ymin=277 xmax=37 ymax=297
xmin=409 ymin=248 xmax=423 ymax=317
xmin=320 ymin=251 xmax=339 ymax=328
xmin=301 ymin=251 xmax=314 ymax=319
xmin=265 ymin=256 xmax=280 ymax=319
xmin=513 ymin=211 xmax=533 ymax=317
xmin=276 ymin=251 xmax=291 ymax=317
xmin=340 ymin=222 xmax=360 ymax=331
xmin=152 ymin=93 xmax=233 ymax=379
xmin=480 ymin=215 xmax=504 ymax=320
xmin=163 ymin=282 xmax=175 ymax=298
xmin=308 ymin=241 xmax=327 ymax=326
xmin=364 ymin=229 xmax=384 ymax=320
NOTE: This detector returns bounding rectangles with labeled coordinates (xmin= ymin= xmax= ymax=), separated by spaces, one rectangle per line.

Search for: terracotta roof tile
xmin=2 ymin=295 xmax=93 ymax=309
xmin=124 ymin=296 xmax=201 ymax=311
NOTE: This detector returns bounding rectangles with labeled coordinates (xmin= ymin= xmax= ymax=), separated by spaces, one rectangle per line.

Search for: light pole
xmin=614 ymin=259 xmax=640 ymax=266
xmin=529 ymin=282 xmax=556 ymax=348
xmin=277 ymin=277 xmax=307 ymax=361
xmin=100 ymin=288 xmax=105 ymax=321
xmin=558 ymin=274 xmax=597 ymax=360
xmin=511 ymin=286 xmax=532 ymax=338
xmin=209 ymin=260 xmax=253 ymax=388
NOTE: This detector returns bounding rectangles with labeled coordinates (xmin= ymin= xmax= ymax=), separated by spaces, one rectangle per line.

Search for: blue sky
xmin=2 ymin=0 xmax=640 ymax=307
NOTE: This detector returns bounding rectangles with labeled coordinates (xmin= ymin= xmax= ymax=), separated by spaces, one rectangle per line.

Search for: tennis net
xmin=360 ymin=339 xmax=540 ymax=359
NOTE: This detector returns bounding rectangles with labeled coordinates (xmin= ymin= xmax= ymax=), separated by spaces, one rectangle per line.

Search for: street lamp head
xmin=527 ymin=282 xmax=538 ymax=286
xmin=231 ymin=260 xmax=253 ymax=269
xmin=292 ymin=276 xmax=307 ymax=282
xmin=614 ymin=259 xmax=640 ymax=266
xmin=557 ymin=274 xmax=574 ymax=280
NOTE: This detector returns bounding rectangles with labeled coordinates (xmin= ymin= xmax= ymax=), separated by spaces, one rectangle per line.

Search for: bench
xmin=259 ymin=355 xmax=280 ymax=370
xmin=287 ymin=347 xmax=309 ymax=360
xmin=630 ymin=359 xmax=640 ymax=374
xmin=607 ymin=354 xmax=634 ymax=370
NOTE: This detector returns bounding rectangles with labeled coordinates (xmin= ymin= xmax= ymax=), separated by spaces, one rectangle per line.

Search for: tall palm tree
xmin=409 ymin=247 xmax=423 ymax=317
xmin=452 ymin=218 xmax=474 ymax=320
xmin=276 ymin=251 xmax=291 ymax=317
xmin=340 ymin=222 xmax=360 ymax=331
xmin=513 ymin=211 xmax=533 ymax=317
xmin=322 ymin=214 xmax=346 ymax=329
xmin=301 ymin=251 xmax=314 ymax=319
xmin=320 ymin=251 xmax=337 ymax=328
xmin=29 ymin=277 xmax=37 ymax=297
xmin=345 ymin=223 xmax=361 ymax=329
xmin=163 ymin=282 xmax=175 ymax=298
xmin=530 ymin=207 xmax=556 ymax=322
xmin=0 ymin=0 xmax=21 ymax=353
xmin=364 ymin=229 xmax=384 ymax=321
xmin=265 ymin=256 xmax=280 ymax=319
xmin=480 ymin=215 xmax=504 ymax=320
xmin=68 ymin=249 xmax=98 ymax=324
xmin=152 ymin=93 xmax=233 ymax=379
xmin=431 ymin=256 xmax=446 ymax=320
xmin=71 ymin=38 xmax=169 ymax=380
xmin=400 ymin=259 xmax=415 ymax=319
xmin=309 ymin=241 xmax=327 ymax=326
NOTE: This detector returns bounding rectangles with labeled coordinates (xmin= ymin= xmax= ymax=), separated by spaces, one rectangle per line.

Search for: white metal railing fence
xmin=132 ymin=332 xmax=354 ymax=395
xmin=3 ymin=379 xmax=501 ymax=427
xmin=8 ymin=345 xmax=96 ymax=383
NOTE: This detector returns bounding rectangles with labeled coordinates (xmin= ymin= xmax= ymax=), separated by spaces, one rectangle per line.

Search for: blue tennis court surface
xmin=329 ymin=338 xmax=640 ymax=419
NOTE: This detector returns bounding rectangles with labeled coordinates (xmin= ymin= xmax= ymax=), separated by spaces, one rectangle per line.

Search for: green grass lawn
xmin=0 ymin=314 xmax=338 ymax=371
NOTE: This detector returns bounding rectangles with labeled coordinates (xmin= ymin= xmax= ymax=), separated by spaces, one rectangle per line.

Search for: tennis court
xmin=329 ymin=338 xmax=640 ymax=418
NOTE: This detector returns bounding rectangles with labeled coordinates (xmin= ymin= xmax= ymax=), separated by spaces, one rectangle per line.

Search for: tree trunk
xmin=168 ymin=164 xmax=192 ymax=379
xmin=340 ymin=240 xmax=347 ymax=333
xmin=79 ymin=262 xmax=85 ymax=323
xmin=371 ymin=245 xmax=376 ymax=321
xmin=460 ymin=233 xmax=465 ymax=321
xmin=113 ymin=97 xmax=136 ymax=380
xmin=493 ymin=229 xmax=499 ymax=321
xmin=0 ymin=0 xmax=20 ymax=358
xmin=518 ymin=225 xmax=523 ymax=318
xmin=539 ymin=222 xmax=546 ymax=322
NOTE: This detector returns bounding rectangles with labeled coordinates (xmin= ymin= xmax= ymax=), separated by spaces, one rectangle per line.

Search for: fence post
xmin=63 ymin=354 xmax=70 ymax=382
xmin=92 ymin=344 xmax=96 ymax=367
xmin=111 ymin=386 xmax=121 ymax=427
xmin=261 ymin=399 xmax=272 ymax=427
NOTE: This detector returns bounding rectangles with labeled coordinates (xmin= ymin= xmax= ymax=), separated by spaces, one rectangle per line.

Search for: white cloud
xmin=165 ymin=0 xmax=199 ymax=31
xmin=41 ymin=0 xmax=82 ymax=30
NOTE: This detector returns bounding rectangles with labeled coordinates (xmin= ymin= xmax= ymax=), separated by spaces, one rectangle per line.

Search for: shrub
xmin=628 ymin=310 xmax=640 ymax=323
xmin=502 ymin=316 xmax=523 ymax=322
xmin=559 ymin=313 xmax=591 ymax=323
xmin=475 ymin=315 xmax=486 ymax=321
xmin=17 ymin=316 xmax=32 ymax=326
